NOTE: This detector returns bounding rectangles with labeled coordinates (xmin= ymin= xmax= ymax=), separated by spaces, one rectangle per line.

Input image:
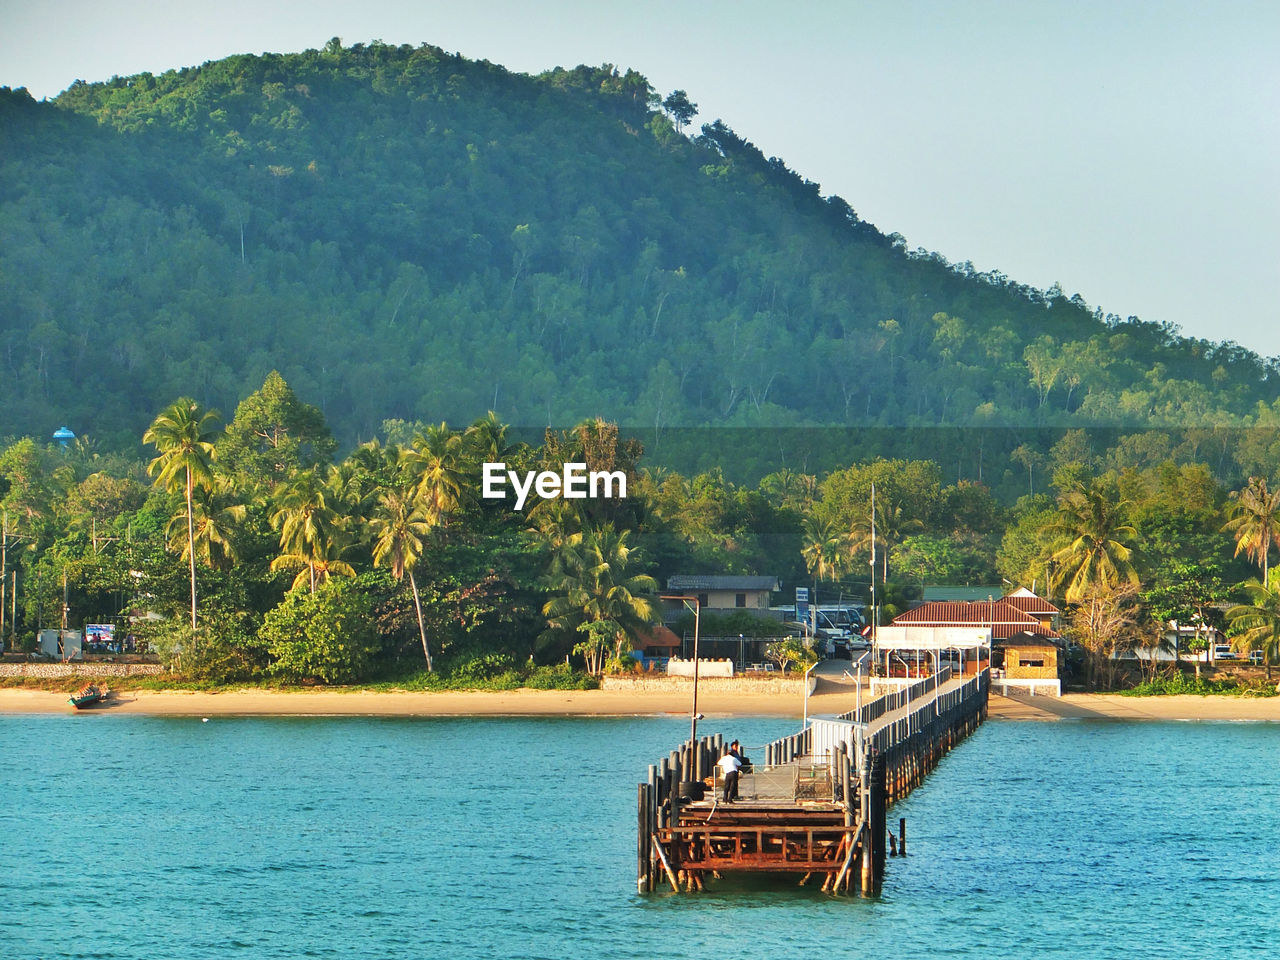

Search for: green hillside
xmin=1 ymin=39 xmax=1276 ymax=463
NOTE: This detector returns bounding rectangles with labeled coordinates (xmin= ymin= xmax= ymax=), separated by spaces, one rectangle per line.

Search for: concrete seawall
xmin=0 ymin=663 xmax=166 ymax=679
xmin=603 ymin=674 xmax=811 ymax=696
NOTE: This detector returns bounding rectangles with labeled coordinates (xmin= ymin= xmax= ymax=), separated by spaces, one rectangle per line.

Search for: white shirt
xmin=718 ymin=754 xmax=741 ymax=775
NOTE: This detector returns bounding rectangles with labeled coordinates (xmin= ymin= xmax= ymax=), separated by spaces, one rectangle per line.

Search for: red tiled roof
xmin=893 ymin=600 xmax=1060 ymax=640
xmin=638 ymin=625 xmax=682 ymax=650
xmin=993 ymin=631 xmax=1060 ymax=648
xmin=1003 ymin=594 xmax=1061 ymax=616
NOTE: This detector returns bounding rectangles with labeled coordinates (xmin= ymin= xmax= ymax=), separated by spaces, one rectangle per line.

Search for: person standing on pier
xmin=718 ymin=746 xmax=741 ymax=803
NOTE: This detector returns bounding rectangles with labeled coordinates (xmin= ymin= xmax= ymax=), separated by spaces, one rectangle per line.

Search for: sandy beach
xmin=0 ymin=686 xmax=807 ymax=718
xmin=2 ymin=684 xmax=1279 ymax=720
xmin=988 ymin=691 xmax=1280 ymax=722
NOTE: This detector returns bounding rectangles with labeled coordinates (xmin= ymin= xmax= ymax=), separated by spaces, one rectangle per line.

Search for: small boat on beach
xmin=69 ymin=684 xmax=109 ymax=709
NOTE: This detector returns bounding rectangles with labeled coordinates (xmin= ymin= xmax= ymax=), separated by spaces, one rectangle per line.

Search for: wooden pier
xmin=637 ymin=666 xmax=989 ymax=895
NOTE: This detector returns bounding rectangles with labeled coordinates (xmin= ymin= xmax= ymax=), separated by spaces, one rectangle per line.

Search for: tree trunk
xmin=186 ymin=468 xmax=198 ymax=637
xmin=409 ymin=569 xmax=433 ymax=672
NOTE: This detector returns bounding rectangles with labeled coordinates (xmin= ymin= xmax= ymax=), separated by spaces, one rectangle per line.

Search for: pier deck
xmin=638 ymin=666 xmax=989 ymax=895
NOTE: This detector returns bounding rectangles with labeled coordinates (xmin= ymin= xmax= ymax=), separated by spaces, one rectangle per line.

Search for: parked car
xmin=1250 ymin=650 xmax=1265 ymax=665
xmin=1213 ymin=644 xmax=1238 ymax=660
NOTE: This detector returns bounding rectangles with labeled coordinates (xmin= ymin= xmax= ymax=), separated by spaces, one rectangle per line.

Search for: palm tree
xmin=144 ymin=399 xmax=220 ymax=630
xmin=270 ymin=541 xmax=356 ymax=593
xmin=1225 ymin=576 xmax=1280 ymax=680
xmin=1223 ymin=477 xmax=1280 ymax=582
xmin=270 ymin=467 xmax=350 ymax=593
xmin=1049 ymin=486 xmax=1139 ymax=603
xmin=542 ymin=524 xmax=658 ymax=675
xmin=165 ymin=479 xmax=246 ymax=570
xmin=526 ymin=496 xmax=585 ymax=558
xmin=370 ymin=487 xmax=435 ymax=670
xmin=802 ymin=517 xmax=846 ymax=585
xmin=464 ymin=410 xmax=515 ymax=464
xmin=405 ymin=423 xmax=467 ymax=528
xmin=802 ymin=516 xmax=847 ymax=629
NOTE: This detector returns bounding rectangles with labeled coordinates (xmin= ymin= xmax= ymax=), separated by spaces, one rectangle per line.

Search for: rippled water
xmin=1 ymin=713 xmax=1277 ymax=959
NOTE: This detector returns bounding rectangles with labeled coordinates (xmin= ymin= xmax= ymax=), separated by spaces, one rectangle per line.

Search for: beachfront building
xmin=633 ymin=625 xmax=682 ymax=661
xmin=871 ymin=624 xmax=992 ymax=680
xmin=994 ymin=632 xmax=1063 ymax=695
xmin=1145 ymin=621 xmax=1225 ymax=663
xmin=662 ymin=575 xmax=781 ymax=619
xmin=1000 ymin=586 xmax=1061 ymax=632
xmin=890 ymin=589 xmax=1064 ymax=695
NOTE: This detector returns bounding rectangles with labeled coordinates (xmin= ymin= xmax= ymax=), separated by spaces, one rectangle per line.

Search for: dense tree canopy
xmin=0 ymin=373 xmax=1273 ymax=689
xmin=1 ymin=40 xmax=1278 ymax=481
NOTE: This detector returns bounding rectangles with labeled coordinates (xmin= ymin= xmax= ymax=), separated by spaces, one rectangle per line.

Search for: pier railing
xmin=835 ymin=666 xmax=954 ymax=725
xmin=864 ymin=668 xmax=986 ymax=757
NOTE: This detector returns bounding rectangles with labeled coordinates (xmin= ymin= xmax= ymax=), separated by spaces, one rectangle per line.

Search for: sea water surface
xmin=1 ymin=712 xmax=1278 ymax=959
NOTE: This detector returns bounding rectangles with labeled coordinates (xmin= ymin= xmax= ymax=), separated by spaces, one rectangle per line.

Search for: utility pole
xmin=869 ymin=482 xmax=878 ymax=677
xmin=1 ymin=511 xmax=7 ymax=648
xmin=59 ymin=569 xmax=68 ymax=660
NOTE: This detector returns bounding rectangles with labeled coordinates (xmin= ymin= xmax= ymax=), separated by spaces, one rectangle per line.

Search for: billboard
xmin=85 ymin=623 xmax=116 ymax=653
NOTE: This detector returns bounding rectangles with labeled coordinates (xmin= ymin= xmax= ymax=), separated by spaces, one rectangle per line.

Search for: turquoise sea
xmin=2 ymin=713 xmax=1278 ymax=959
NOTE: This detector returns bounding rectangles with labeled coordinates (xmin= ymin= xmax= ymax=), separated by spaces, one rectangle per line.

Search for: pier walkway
xmin=637 ymin=666 xmax=989 ymax=895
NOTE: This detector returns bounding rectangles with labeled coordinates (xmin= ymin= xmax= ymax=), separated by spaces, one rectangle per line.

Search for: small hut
xmin=994 ymin=631 xmax=1062 ymax=694
xmin=634 ymin=625 xmax=682 ymax=661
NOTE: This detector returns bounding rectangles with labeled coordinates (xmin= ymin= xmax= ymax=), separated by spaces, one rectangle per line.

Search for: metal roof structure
xmin=666 ymin=575 xmax=781 ymax=592
xmin=874 ymin=625 xmax=992 ymax=651
xmin=892 ymin=599 xmax=1060 ymax=639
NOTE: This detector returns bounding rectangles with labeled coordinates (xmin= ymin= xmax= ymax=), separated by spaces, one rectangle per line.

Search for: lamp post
xmin=802 ymin=658 xmax=819 ymax=727
xmin=662 ymin=594 xmax=702 ymax=745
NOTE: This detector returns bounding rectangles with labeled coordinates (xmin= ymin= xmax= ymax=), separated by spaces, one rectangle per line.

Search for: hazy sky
xmin=3 ymin=0 xmax=1277 ymax=356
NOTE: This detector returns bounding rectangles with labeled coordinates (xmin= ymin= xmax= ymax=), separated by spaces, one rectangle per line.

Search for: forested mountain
xmin=2 ymin=39 xmax=1276 ymax=465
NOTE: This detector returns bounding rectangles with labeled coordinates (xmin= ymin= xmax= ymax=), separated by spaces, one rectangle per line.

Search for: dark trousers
xmin=722 ymin=768 xmax=739 ymax=801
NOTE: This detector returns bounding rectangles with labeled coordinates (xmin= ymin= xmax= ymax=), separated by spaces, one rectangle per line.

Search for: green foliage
xmin=12 ymin=357 xmax=1280 ymax=694
xmin=1123 ymin=674 xmax=1278 ymax=697
xmin=891 ymin=535 xmax=970 ymax=586
xmin=522 ymin=662 xmax=598 ymax=690
xmin=765 ymin=636 xmax=819 ymax=672
xmin=671 ymin=609 xmax=791 ymax=639
xmin=3 ymin=43 xmax=1279 ymax=469
xmin=1225 ymin=575 xmax=1280 ymax=673
xmin=875 ymin=581 xmax=921 ymax=624
xmin=541 ymin=523 xmax=658 ymax=673
xmin=1049 ymin=482 xmax=1140 ymax=602
xmin=260 ymin=579 xmax=379 ymax=683
xmin=219 ymin=371 xmax=336 ymax=487
xmin=140 ymin=606 xmax=265 ymax=682
xmin=449 ymin=651 xmax=518 ymax=682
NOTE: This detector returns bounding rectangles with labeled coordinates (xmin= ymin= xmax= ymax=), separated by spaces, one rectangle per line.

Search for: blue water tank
xmin=52 ymin=426 xmax=76 ymax=449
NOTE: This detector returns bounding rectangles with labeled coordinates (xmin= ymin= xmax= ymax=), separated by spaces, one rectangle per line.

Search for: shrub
xmin=260 ymin=580 xmax=379 ymax=684
xmin=524 ymin=663 xmax=599 ymax=690
xmin=1122 ymin=674 xmax=1278 ymax=697
xmin=450 ymin=652 xmax=517 ymax=682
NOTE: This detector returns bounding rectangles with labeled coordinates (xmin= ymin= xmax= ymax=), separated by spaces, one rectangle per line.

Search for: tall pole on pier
xmin=869 ymin=483 xmax=878 ymax=677
xmin=663 ymin=594 xmax=703 ymax=745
